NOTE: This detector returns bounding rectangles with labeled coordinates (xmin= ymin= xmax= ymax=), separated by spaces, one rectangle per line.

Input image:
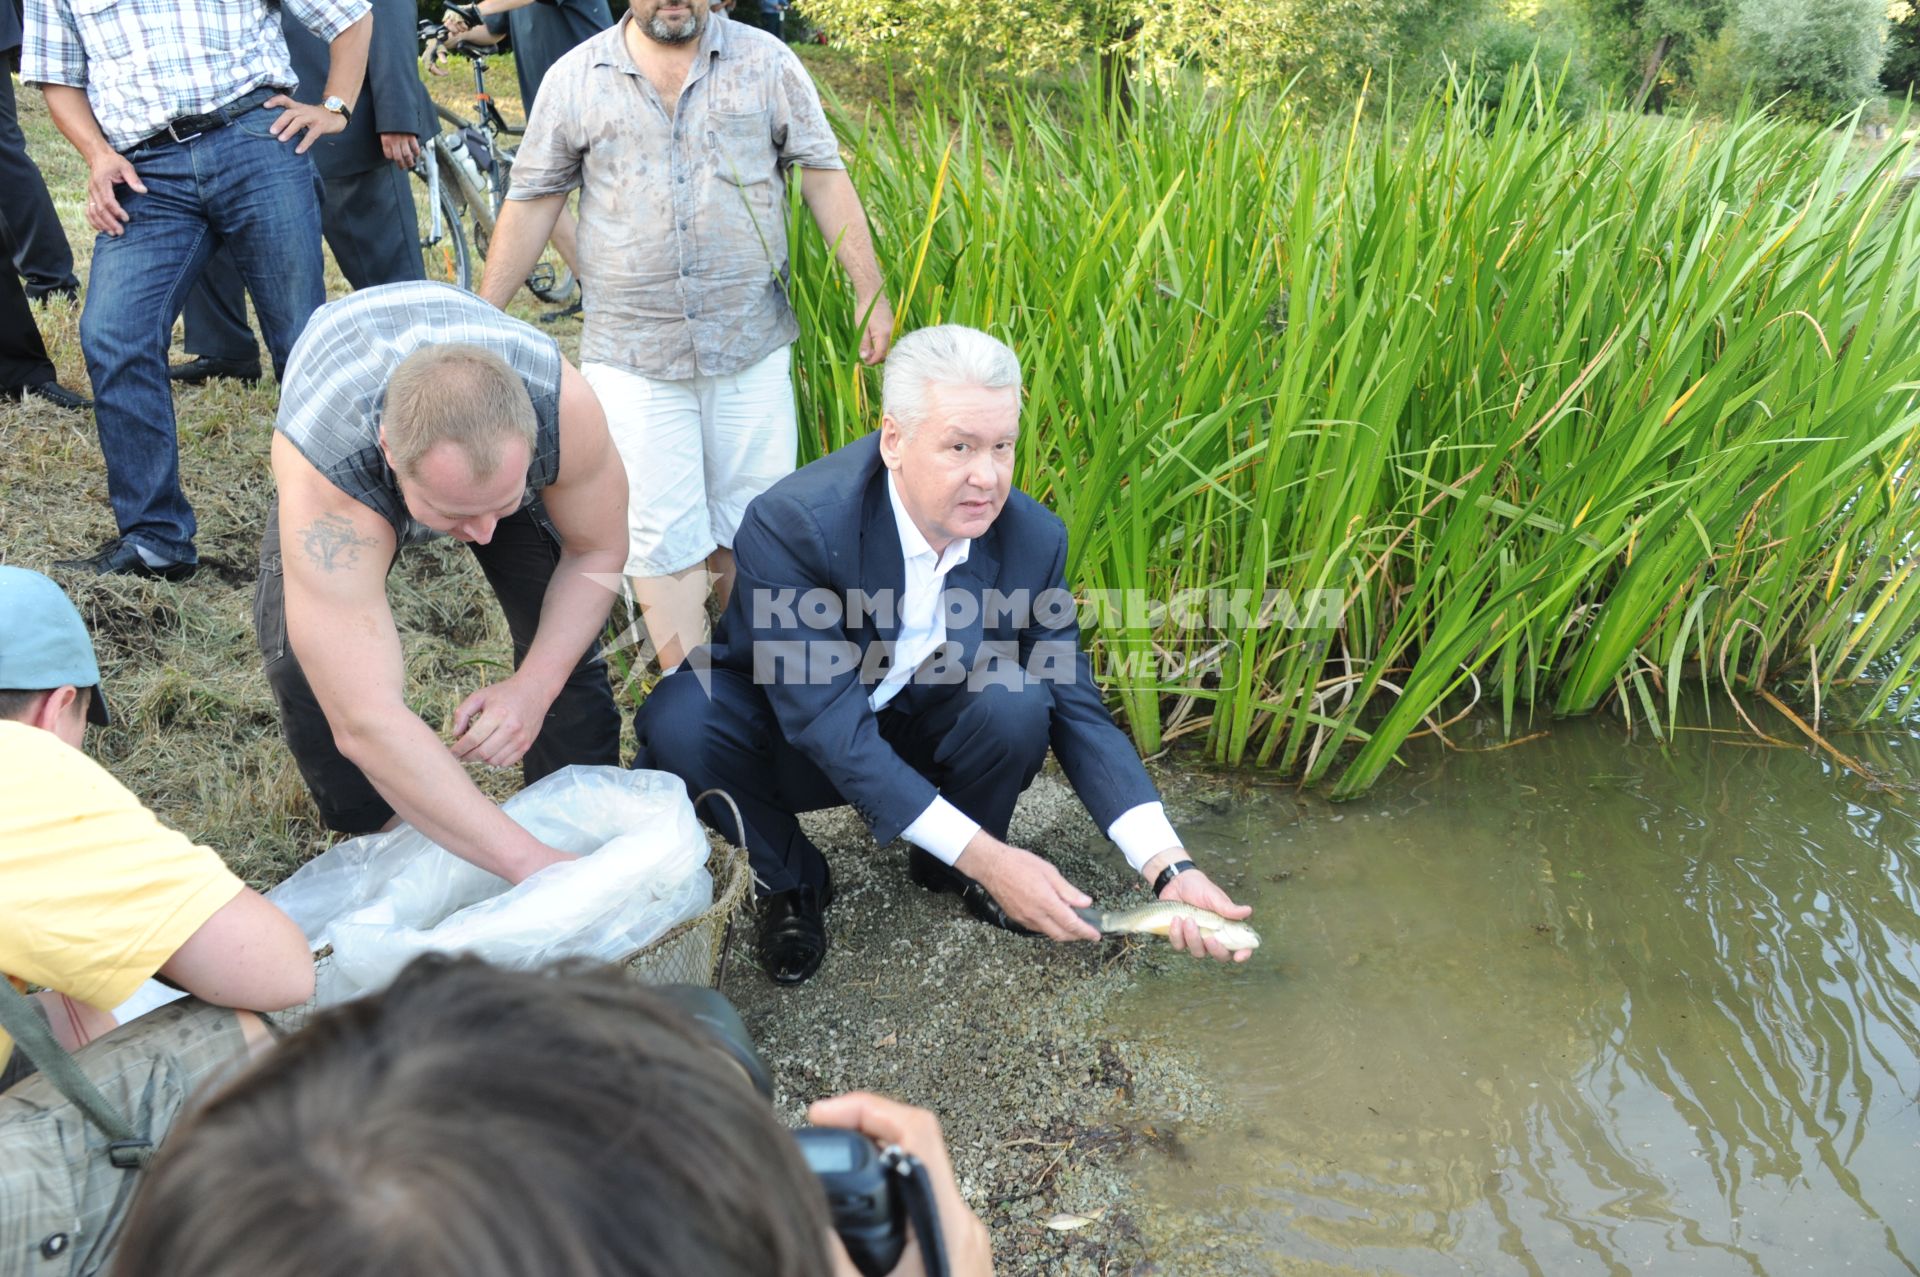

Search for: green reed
xmin=785 ymin=68 xmax=1920 ymax=796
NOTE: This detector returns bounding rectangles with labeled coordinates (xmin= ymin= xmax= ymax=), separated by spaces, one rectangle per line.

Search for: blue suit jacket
xmin=707 ymin=433 xmax=1161 ymax=845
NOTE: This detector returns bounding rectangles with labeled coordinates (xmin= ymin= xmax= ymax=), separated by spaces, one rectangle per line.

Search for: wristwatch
xmin=1152 ymin=858 xmax=1196 ymax=896
xmin=322 ymin=95 xmax=352 ymax=124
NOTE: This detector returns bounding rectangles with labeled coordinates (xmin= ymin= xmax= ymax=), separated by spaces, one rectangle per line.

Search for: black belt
xmin=130 ymin=86 xmax=281 ymax=153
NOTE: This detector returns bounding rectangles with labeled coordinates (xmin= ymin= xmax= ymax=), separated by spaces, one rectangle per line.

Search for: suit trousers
xmin=0 ymin=67 xmax=78 ymax=299
xmin=633 ymin=665 xmax=1055 ymax=895
xmin=182 ymin=161 xmax=424 ymax=360
xmin=0 ymin=215 xmax=54 ymax=391
xmin=254 ymin=498 xmax=622 ymax=833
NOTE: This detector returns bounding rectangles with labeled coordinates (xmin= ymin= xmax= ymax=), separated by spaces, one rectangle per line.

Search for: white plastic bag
xmin=268 ymin=766 xmax=711 ymax=1006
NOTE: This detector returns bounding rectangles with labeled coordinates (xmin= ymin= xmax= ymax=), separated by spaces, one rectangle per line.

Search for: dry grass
xmin=0 ymin=47 xmax=886 ymax=887
xmin=2 ymin=75 xmax=581 ymax=886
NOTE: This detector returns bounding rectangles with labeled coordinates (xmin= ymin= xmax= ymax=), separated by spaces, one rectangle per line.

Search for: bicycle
xmin=411 ymin=20 xmax=575 ymax=304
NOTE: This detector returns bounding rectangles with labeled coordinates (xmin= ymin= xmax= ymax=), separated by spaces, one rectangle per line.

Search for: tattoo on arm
xmin=300 ymin=513 xmax=378 ymax=573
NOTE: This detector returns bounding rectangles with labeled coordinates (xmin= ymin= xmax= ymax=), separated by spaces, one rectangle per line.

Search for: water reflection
xmin=1120 ymin=715 xmax=1920 ymax=1275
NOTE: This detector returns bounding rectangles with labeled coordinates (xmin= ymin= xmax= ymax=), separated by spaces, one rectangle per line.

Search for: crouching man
xmin=1 ymin=567 xmax=314 ymax=1093
xmin=257 ymin=280 xmax=629 ymax=882
xmin=635 ymin=325 xmax=1252 ymax=983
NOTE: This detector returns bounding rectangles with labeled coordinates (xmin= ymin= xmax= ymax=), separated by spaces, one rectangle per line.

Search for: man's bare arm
xmin=477 ymin=194 xmax=568 ymax=309
xmin=322 ymin=12 xmax=372 ymax=110
xmin=158 ymin=887 xmax=316 ymax=1010
xmin=272 ymin=435 xmax=571 ymax=883
xmin=518 ymin=361 xmax=627 ymax=688
xmin=42 ymin=84 xmax=147 ymax=236
xmin=798 ymin=166 xmax=893 ymax=364
xmin=267 ymin=11 xmax=371 ymax=153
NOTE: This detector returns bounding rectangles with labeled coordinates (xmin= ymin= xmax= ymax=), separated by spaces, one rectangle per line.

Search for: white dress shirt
xmin=879 ymin=474 xmax=1183 ymax=874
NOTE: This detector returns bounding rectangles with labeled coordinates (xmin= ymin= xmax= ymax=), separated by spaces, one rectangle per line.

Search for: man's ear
xmin=27 ymin=686 xmax=78 ymax=734
xmin=877 ymin=413 xmax=904 ymax=470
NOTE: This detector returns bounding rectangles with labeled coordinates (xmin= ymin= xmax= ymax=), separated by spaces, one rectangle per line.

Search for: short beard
xmin=643 ymin=8 xmax=701 ymax=42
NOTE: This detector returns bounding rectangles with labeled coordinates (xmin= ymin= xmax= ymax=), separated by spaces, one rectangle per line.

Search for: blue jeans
xmin=78 ymin=99 xmax=324 ymax=563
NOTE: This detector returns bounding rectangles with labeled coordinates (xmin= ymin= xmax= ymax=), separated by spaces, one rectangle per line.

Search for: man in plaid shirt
xmin=23 ymin=0 xmax=371 ymax=580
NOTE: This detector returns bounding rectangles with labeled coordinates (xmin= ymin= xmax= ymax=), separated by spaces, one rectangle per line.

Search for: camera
xmin=792 ymin=1126 xmax=910 ymax=1276
xmin=657 ymin=986 xmax=942 ymax=1277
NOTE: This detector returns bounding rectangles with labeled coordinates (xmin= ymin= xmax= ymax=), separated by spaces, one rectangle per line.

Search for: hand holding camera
xmin=806 ymin=1093 xmax=994 ymax=1277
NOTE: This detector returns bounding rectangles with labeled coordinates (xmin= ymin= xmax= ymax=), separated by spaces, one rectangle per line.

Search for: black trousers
xmin=255 ymin=498 xmax=622 ymax=833
xmin=0 ymin=217 xmax=54 ymax=392
xmin=633 ymin=666 xmax=1054 ymax=895
xmin=0 ymin=67 xmax=78 ymax=299
xmin=183 ymin=162 xmax=424 ymax=360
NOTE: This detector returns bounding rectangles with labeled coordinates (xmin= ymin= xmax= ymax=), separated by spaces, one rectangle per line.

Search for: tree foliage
xmin=794 ymin=0 xmax=1484 ymax=93
xmin=1702 ymin=0 xmax=1888 ymax=115
xmin=1577 ymin=0 xmax=1727 ymax=105
xmin=1886 ymin=0 xmax=1920 ymax=90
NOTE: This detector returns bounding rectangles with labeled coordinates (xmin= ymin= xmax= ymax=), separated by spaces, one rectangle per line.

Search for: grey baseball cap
xmin=0 ymin=566 xmax=111 ymax=726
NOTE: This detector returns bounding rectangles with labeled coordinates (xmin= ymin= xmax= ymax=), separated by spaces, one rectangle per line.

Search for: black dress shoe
xmin=54 ymin=538 xmax=198 ymax=582
xmin=907 ymin=848 xmax=1038 ymax=936
xmin=168 ymin=354 xmax=263 ymax=385
xmin=757 ymin=876 xmax=835 ymax=985
xmin=19 ymin=380 xmax=91 ymax=410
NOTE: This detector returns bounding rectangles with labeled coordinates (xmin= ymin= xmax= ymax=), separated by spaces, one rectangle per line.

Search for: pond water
xmin=1115 ymin=714 xmax=1920 ymax=1275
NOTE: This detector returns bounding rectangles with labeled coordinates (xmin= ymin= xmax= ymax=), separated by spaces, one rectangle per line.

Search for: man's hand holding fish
xmin=1142 ymin=848 xmax=1258 ymax=962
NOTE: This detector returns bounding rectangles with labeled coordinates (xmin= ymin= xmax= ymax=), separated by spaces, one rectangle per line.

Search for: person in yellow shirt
xmin=0 ymin=566 xmax=315 ymax=1091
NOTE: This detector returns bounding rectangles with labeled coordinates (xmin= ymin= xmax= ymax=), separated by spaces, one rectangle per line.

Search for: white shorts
xmin=583 ymin=346 xmax=798 ymax=578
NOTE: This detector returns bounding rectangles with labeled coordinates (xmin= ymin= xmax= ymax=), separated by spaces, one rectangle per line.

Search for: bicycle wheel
xmin=412 ymin=158 xmax=473 ymax=290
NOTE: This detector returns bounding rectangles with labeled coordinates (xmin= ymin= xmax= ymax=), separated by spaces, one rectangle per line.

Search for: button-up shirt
xmin=880 ymin=476 xmax=1184 ymax=874
xmin=22 ymin=0 xmax=368 ymax=154
xmin=507 ymin=12 xmax=845 ymax=380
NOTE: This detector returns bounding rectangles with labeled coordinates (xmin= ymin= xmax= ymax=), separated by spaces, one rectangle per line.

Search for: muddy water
xmin=1116 ymin=716 xmax=1920 ymax=1275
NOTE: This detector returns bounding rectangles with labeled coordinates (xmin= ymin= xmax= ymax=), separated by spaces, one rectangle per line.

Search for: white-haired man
xmin=257 ymin=281 xmax=628 ymax=882
xmin=635 ymin=325 xmax=1252 ymax=984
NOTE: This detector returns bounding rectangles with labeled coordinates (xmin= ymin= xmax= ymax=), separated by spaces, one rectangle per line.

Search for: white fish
xmin=1074 ymin=901 xmax=1261 ymax=951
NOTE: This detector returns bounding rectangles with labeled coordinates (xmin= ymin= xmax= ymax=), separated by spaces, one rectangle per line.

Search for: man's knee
xmin=76 ymin=295 xmax=132 ymax=357
xmin=633 ymin=670 xmax=725 ymax=776
xmin=953 ymin=677 xmax=1053 ymax=762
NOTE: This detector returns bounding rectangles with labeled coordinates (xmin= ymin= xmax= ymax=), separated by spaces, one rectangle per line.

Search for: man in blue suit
xmin=172 ymin=0 xmax=436 ymax=383
xmin=635 ymin=325 xmax=1252 ymax=984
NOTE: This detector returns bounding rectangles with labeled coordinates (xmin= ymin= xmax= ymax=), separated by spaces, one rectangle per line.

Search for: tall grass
xmin=785 ymin=68 xmax=1920 ymax=796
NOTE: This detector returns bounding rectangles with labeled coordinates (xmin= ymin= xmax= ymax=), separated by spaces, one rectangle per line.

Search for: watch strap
xmin=1152 ymin=858 xmax=1196 ymax=896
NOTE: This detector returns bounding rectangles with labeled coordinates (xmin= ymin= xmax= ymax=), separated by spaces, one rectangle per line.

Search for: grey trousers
xmin=182 ymin=161 xmax=423 ymax=359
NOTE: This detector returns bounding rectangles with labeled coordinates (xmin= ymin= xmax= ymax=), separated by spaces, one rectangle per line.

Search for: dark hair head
xmin=0 ymin=689 xmax=47 ymax=722
xmin=0 ymin=686 xmax=92 ymax=726
xmin=114 ymin=956 xmax=834 ymax=1277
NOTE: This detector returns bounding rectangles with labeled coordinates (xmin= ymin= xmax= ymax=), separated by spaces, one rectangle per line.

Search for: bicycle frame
xmin=416 ymin=22 xmax=574 ymax=303
xmin=429 ymin=49 xmax=524 ymax=243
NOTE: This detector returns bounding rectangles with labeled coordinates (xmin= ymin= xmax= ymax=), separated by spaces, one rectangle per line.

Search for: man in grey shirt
xmin=479 ymin=0 xmax=890 ymax=674
xmin=258 ymin=281 xmax=628 ymax=882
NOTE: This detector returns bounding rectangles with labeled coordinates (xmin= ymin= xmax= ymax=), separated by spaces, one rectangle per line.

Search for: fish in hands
xmin=1074 ymin=901 xmax=1261 ymax=952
